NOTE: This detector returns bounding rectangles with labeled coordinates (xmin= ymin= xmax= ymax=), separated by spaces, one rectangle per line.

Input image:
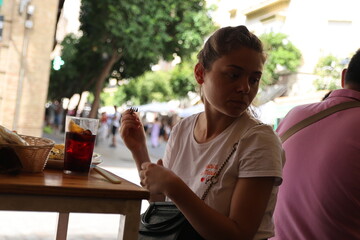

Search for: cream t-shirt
xmin=163 ymin=112 xmax=284 ymax=239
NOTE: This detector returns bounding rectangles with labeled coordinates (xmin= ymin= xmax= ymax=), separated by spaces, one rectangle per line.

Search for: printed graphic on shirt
xmin=200 ymin=163 xmax=219 ymax=182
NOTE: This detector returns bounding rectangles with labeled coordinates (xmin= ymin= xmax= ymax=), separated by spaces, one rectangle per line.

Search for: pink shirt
xmin=272 ymin=89 xmax=360 ymax=240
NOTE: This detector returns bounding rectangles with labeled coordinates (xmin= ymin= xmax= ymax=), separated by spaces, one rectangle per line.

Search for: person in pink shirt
xmin=272 ymin=49 xmax=360 ymax=240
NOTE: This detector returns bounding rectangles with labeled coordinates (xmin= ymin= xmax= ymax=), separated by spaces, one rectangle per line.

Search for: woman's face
xmin=196 ymin=47 xmax=264 ymax=118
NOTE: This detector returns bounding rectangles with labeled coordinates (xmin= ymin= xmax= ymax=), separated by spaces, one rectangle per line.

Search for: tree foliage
xmin=123 ymin=71 xmax=173 ymax=105
xmin=259 ymin=32 xmax=302 ymax=87
xmin=313 ymin=55 xmax=346 ymax=90
xmin=105 ymin=53 xmax=199 ymax=106
xmin=49 ymin=34 xmax=81 ymax=100
xmin=169 ymin=54 xmax=198 ymax=98
xmin=49 ymin=0 xmax=215 ymax=117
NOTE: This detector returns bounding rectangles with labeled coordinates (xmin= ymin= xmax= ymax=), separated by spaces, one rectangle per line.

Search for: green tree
xmin=49 ymin=0 xmax=215 ymax=117
xmin=109 ymin=53 xmax=199 ymax=106
xmin=169 ymin=53 xmax=198 ymax=98
xmin=100 ymin=89 xmax=126 ymax=107
xmin=313 ymin=55 xmax=345 ymax=90
xmin=260 ymin=32 xmax=302 ymax=87
xmin=49 ymin=34 xmax=81 ymax=100
xmin=49 ymin=34 xmax=110 ymax=102
xmin=121 ymin=70 xmax=173 ymax=105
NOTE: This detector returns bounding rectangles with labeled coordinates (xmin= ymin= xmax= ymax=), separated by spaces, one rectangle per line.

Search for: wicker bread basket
xmin=0 ymin=135 xmax=55 ymax=173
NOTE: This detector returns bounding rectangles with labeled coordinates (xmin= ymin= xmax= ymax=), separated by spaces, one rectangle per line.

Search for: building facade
xmin=243 ymin=0 xmax=360 ymax=96
xmin=0 ymin=0 xmax=59 ymax=136
xmin=213 ymin=0 xmax=360 ymax=96
xmin=210 ymin=0 xmax=360 ymax=126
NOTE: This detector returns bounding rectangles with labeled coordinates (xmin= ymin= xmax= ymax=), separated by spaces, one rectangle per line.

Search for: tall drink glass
xmin=63 ymin=116 xmax=99 ymax=174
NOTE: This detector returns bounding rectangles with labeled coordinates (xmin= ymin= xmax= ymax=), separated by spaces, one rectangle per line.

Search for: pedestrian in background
xmin=272 ymin=49 xmax=360 ymax=240
xmin=109 ymin=105 xmax=121 ymax=148
xmin=97 ymin=112 xmax=108 ymax=144
xmin=150 ymin=117 xmax=161 ymax=148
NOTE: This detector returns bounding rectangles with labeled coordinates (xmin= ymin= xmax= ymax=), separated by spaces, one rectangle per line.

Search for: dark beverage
xmin=64 ymin=131 xmax=96 ymax=173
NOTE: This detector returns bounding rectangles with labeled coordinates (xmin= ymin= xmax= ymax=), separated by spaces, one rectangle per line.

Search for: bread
xmin=49 ymin=144 xmax=65 ymax=160
xmin=0 ymin=125 xmax=29 ymax=145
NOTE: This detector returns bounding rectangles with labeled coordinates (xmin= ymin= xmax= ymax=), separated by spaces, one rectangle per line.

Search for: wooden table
xmin=0 ymin=168 xmax=149 ymax=240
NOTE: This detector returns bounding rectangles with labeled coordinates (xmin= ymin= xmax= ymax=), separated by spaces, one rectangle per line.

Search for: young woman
xmin=120 ymin=25 xmax=284 ymax=240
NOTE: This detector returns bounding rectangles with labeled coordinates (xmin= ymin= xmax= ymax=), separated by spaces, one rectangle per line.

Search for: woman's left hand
xmin=139 ymin=159 xmax=178 ymax=195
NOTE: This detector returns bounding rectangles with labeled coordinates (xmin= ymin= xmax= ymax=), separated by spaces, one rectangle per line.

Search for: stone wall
xmin=0 ymin=0 xmax=59 ymax=137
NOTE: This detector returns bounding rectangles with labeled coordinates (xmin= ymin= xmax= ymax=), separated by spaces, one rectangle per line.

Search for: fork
xmin=129 ymin=107 xmax=138 ymax=113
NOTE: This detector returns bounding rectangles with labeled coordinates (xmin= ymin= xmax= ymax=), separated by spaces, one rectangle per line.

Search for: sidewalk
xmin=0 ymin=131 xmax=167 ymax=240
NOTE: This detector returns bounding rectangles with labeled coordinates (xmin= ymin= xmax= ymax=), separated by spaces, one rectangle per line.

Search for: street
xmin=0 ymin=132 xmax=166 ymax=240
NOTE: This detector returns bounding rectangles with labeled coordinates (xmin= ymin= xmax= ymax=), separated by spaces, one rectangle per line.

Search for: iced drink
xmin=63 ymin=116 xmax=99 ymax=174
xmin=64 ymin=131 xmax=96 ymax=173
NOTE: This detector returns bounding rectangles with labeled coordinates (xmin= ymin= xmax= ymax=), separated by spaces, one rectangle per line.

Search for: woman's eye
xmin=227 ymin=72 xmax=239 ymax=79
xmin=250 ymin=77 xmax=260 ymax=84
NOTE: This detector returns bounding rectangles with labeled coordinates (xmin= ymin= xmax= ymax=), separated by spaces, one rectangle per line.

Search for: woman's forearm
xmin=166 ymin=180 xmax=248 ymax=240
xmin=131 ymin=146 xmax=151 ymax=171
xmin=132 ymin=146 xmax=166 ymax=202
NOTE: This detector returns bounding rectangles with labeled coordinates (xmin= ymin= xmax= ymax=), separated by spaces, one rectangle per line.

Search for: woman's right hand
xmin=120 ymin=109 xmax=146 ymax=151
xmin=140 ymin=159 xmax=179 ymax=196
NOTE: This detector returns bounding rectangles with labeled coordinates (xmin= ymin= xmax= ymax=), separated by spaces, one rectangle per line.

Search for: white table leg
xmin=118 ymin=215 xmax=140 ymax=240
xmin=118 ymin=201 xmax=141 ymax=240
xmin=56 ymin=212 xmax=69 ymax=240
xmin=117 ymin=214 xmax=126 ymax=240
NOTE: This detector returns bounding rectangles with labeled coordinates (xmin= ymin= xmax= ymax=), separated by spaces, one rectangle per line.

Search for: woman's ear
xmin=194 ymin=63 xmax=205 ymax=84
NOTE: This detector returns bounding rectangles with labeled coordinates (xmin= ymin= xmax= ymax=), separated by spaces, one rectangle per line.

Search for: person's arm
xmin=171 ymin=177 xmax=274 ymax=240
xmin=140 ymin=162 xmax=274 ymax=240
xmin=120 ymin=110 xmax=151 ymax=170
xmin=120 ymin=110 xmax=165 ymax=202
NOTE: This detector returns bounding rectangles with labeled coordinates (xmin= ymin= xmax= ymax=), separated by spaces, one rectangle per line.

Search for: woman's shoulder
xmin=172 ymin=114 xmax=199 ymax=132
xmin=166 ymin=114 xmax=199 ymax=148
xmin=237 ymin=112 xmax=280 ymax=141
xmin=235 ymin=112 xmax=272 ymax=131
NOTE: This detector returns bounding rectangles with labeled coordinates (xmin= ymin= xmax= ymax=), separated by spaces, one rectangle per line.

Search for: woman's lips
xmin=229 ymin=100 xmax=248 ymax=107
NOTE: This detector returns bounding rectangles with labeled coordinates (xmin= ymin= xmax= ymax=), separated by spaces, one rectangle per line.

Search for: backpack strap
xmin=281 ymin=101 xmax=360 ymax=143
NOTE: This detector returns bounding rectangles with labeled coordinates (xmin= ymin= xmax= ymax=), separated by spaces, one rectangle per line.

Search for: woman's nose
xmin=236 ymin=77 xmax=250 ymax=93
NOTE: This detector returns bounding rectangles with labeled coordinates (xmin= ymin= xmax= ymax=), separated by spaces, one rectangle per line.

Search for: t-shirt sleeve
xmin=237 ymin=124 xmax=284 ymax=186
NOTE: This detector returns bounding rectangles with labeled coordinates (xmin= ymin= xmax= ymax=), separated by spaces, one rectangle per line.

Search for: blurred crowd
xmin=44 ymin=102 xmax=181 ymax=148
xmin=96 ymin=105 xmax=181 ymax=148
xmin=44 ymin=100 xmax=65 ymax=134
